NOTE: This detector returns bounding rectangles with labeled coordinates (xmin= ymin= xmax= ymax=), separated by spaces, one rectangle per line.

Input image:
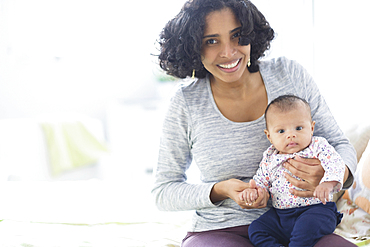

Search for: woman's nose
xmin=220 ymin=42 xmax=236 ymax=58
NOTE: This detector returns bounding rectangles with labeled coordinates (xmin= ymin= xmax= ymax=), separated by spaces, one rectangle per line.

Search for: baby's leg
xmin=290 ymin=203 xmax=339 ymax=247
xmin=249 ymin=207 xmax=289 ymax=247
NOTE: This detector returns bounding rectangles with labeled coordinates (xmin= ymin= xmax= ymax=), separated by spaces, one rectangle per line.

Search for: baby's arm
xmin=313 ymin=181 xmax=339 ymax=204
xmin=239 ymin=151 xmax=271 ymax=207
xmin=312 ymin=137 xmax=346 ymax=204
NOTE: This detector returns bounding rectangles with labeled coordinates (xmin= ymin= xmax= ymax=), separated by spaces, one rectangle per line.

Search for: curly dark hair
xmin=157 ymin=0 xmax=275 ymax=79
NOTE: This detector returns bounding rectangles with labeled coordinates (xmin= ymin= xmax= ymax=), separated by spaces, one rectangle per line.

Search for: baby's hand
xmin=313 ymin=181 xmax=338 ymax=204
xmin=239 ymin=179 xmax=259 ymax=206
xmin=240 ymin=188 xmax=258 ymax=205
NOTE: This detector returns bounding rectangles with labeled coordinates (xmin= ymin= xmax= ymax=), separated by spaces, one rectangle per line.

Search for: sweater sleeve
xmin=151 ymin=86 xmax=218 ymax=211
xmin=285 ymin=58 xmax=357 ymax=189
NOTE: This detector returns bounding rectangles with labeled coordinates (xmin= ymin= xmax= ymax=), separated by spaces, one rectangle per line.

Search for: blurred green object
xmin=41 ymin=121 xmax=108 ymax=176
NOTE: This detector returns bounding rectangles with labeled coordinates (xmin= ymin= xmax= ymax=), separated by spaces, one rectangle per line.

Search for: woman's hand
xmin=239 ymin=179 xmax=269 ymax=209
xmin=210 ymin=179 xmax=268 ymax=209
xmin=239 ymin=180 xmax=258 ymax=205
xmin=283 ymin=156 xmax=324 ymax=197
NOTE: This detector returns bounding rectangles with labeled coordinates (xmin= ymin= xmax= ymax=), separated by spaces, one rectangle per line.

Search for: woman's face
xmin=201 ymin=8 xmax=251 ymax=84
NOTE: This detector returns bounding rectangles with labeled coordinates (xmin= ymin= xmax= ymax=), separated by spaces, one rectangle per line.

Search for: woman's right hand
xmin=210 ymin=179 xmax=268 ymax=209
xmin=239 ymin=179 xmax=269 ymax=209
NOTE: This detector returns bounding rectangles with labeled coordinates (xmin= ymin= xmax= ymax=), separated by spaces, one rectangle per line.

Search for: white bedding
xmin=0 ymin=181 xmax=369 ymax=247
xmin=335 ymin=196 xmax=370 ymax=246
xmin=0 ymin=181 xmax=190 ymax=247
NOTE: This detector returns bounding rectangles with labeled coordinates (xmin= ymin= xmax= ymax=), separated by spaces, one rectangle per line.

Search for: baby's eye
xmin=296 ymin=126 xmax=303 ymax=131
xmin=278 ymin=129 xmax=285 ymax=134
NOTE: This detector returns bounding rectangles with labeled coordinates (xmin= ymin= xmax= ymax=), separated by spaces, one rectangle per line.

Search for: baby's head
xmin=264 ymin=95 xmax=315 ymax=154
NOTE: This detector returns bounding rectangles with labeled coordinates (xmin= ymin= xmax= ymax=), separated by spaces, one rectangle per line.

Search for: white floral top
xmin=254 ymin=136 xmax=345 ymax=209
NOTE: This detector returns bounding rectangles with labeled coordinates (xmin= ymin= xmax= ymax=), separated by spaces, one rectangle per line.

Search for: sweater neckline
xmin=205 ymin=64 xmax=270 ymax=125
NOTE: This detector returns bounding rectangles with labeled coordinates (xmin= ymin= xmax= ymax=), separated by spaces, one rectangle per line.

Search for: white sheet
xmin=1 ymin=181 xmax=369 ymax=247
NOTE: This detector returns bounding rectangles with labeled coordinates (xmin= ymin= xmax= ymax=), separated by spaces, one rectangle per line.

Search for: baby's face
xmin=264 ymin=105 xmax=315 ymax=154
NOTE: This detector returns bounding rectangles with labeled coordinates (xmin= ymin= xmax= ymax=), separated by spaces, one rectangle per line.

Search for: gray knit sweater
xmin=152 ymin=57 xmax=356 ymax=232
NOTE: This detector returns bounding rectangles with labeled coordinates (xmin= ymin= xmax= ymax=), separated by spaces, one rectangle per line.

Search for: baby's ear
xmin=311 ymin=121 xmax=316 ymax=134
xmin=264 ymin=129 xmax=272 ymax=143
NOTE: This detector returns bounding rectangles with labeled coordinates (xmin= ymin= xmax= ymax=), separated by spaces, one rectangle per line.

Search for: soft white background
xmin=0 ymin=0 xmax=369 ymax=180
xmin=0 ymin=2 xmax=369 ymax=245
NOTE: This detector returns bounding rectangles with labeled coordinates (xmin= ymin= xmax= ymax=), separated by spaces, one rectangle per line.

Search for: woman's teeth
xmin=218 ymin=59 xmax=240 ymax=69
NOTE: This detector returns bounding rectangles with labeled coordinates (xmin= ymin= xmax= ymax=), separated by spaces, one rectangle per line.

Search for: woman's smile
xmin=217 ymin=58 xmax=242 ymax=72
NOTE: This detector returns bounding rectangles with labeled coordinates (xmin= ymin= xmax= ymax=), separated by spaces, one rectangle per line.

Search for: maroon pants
xmin=182 ymin=225 xmax=356 ymax=247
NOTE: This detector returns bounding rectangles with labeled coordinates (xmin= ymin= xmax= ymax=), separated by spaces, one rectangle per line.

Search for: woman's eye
xmin=278 ymin=130 xmax=285 ymax=134
xmin=233 ymin=32 xmax=241 ymax=38
xmin=206 ymin=39 xmax=217 ymax=45
xmin=296 ymin=126 xmax=303 ymax=131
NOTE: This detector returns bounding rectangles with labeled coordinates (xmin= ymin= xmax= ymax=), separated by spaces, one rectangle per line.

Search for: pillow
xmin=345 ymin=123 xmax=370 ymax=162
xmin=334 ymin=123 xmax=370 ymax=203
xmin=345 ymin=138 xmax=370 ymax=214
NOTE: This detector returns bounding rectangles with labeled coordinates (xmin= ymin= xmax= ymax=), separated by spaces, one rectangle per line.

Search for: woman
xmin=152 ymin=0 xmax=357 ymax=246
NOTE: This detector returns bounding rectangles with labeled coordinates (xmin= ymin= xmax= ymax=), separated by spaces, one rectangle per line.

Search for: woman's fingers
xmin=246 ymin=187 xmax=268 ymax=209
xmin=249 ymin=179 xmax=257 ymax=189
xmin=284 ymin=156 xmax=324 ymax=189
xmin=284 ymin=171 xmax=315 ymax=191
xmin=285 ymin=157 xmax=319 ymax=179
xmin=283 ymin=164 xmax=316 ymax=198
xmin=235 ymin=179 xmax=269 ymax=209
xmin=239 ymin=188 xmax=268 ymax=209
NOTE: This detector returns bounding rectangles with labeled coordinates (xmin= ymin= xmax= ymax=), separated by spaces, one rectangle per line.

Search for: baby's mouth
xmin=287 ymin=142 xmax=298 ymax=147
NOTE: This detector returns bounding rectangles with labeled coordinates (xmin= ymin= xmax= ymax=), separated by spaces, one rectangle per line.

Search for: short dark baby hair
xmin=265 ymin=95 xmax=312 ymax=128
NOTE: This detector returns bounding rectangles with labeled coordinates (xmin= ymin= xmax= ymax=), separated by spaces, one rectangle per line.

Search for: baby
xmin=241 ymin=95 xmax=345 ymax=247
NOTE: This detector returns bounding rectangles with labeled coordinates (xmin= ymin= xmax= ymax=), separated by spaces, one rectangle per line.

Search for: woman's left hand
xmin=283 ymin=156 xmax=324 ymax=197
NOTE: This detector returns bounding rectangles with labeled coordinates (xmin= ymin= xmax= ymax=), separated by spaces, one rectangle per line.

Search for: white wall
xmin=0 ymin=0 xmax=183 ymax=121
xmin=0 ymin=1 xmax=369 ymax=180
xmin=255 ymin=0 xmax=370 ymax=130
xmin=1 ymin=0 xmax=367 ymax=129
xmin=254 ymin=0 xmax=315 ymax=73
xmin=312 ymin=1 xmax=370 ymax=130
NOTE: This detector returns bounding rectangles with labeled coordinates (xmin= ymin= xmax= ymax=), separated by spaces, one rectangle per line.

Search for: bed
xmin=0 ymin=180 xmax=368 ymax=247
xmin=0 ymin=180 xmax=191 ymax=247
